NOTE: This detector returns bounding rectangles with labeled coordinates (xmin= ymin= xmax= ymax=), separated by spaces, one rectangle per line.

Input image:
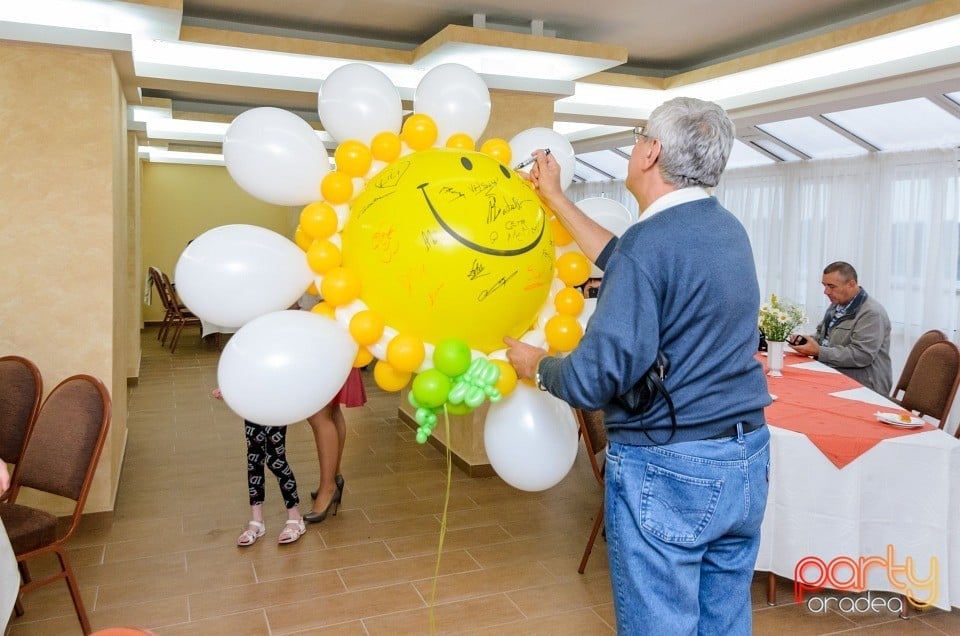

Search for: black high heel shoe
xmin=310 ymin=474 xmax=344 ymax=501
xmin=303 ymin=488 xmax=341 ymax=524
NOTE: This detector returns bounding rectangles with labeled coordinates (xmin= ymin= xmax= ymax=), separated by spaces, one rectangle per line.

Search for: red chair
xmin=0 ymin=355 xmax=43 ymax=490
xmin=0 ymin=374 xmax=111 ymax=634
xmin=895 ymin=340 xmax=960 ymax=430
xmin=574 ymin=408 xmax=607 ymax=574
xmin=891 ymin=329 xmax=947 ymax=401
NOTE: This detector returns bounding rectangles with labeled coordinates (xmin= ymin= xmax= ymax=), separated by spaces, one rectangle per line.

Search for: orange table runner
xmin=762 ymin=356 xmax=936 ymax=468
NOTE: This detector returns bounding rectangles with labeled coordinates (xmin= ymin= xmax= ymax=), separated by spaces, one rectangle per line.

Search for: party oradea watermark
xmin=794 ymin=545 xmax=938 ymax=614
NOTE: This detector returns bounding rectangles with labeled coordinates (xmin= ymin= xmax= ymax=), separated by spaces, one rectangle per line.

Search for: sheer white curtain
xmin=567 ymin=147 xmax=960 ymax=414
xmin=567 ymin=181 xmax=640 ymax=220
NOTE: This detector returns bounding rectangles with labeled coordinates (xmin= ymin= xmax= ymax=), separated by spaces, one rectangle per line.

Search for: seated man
xmin=791 ymin=261 xmax=892 ymax=394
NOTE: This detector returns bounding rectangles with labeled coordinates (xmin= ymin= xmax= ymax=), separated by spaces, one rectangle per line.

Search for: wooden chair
xmin=895 ymin=340 xmax=960 ymax=429
xmin=0 ymin=355 xmax=43 ymax=491
xmin=891 ymin=329 xmax=948 ymax=401
xmin=0 ymin=374 xmax=111 ymax=634
xmin=157 ymin=270 xmax=201 ymax=353
xmin=574 ymin=408 xmax=607 ymax=574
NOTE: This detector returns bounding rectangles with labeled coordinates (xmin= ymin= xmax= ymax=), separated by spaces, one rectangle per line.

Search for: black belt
xmin=706 ymin=421 xmax=764 ymax=440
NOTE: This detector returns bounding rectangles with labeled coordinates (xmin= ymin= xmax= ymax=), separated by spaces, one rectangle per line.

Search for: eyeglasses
xmin=633 ymin=125 xmax=647 ymax=143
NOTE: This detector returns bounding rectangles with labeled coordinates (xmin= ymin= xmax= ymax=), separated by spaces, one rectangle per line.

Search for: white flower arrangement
xmin=758 ymin=294 xmax=806 ymax=342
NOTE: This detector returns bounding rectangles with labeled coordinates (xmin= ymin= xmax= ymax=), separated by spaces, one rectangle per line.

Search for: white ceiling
xmin=2 ymin=0 xmax=959 ymax=178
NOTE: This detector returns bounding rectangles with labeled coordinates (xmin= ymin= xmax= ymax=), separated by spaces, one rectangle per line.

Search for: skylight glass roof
xmin=756 ymin=117 xmax=869 ymax=159
xmin=566 ymin=92 xmax=960 ymax=181
xmin=726 ymin=140 xmax=775 ymax=169
xmin=823 ymin=98 xmax=960 ymax=151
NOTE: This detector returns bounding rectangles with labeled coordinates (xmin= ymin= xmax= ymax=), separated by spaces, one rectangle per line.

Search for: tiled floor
xmin=8 ymin=328 xmax=960 ymax=634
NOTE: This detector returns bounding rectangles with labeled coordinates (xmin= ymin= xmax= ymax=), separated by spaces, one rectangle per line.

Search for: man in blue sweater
xmin=506 ymin=97 xmax=770 ymax=635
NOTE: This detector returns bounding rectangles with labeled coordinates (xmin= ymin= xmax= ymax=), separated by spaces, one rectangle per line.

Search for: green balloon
xmin=445 ymin=400 xmax=473 ymax=416
xmin=480 ymin=363 xmax=500 ymax=384
xmin=447 ymin=382 xmax=468 ymax=404
xmin=464 ymin=386 xmax=485 ymax=408
xmin=408 ymin=391 xmax=422 ymax=409
xmin=433 ymin=338 xmax=473 ymax=377
xmin=416 ymin=430 xmax=429 ymax=444
xmin=411 ymin=369 xmax=452 ymax=409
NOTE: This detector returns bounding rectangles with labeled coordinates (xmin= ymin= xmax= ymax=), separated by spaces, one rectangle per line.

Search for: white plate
xmin=874 ymin=412 xmax=925 ymax=428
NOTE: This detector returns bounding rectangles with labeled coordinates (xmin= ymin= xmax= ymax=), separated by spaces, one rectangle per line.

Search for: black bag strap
xmin=615 ymin=349 xmax=678 ymax=445
xmin=641 ymin=362 xmax=678 ymax=445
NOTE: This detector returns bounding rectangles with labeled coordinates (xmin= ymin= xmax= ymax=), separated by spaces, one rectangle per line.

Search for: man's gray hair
xmin=645 ymin=97 xmax=735 ymax=188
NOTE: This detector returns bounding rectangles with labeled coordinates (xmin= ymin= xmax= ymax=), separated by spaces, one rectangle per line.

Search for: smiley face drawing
xmin=341 ymin=148 xmax=555 ymax=353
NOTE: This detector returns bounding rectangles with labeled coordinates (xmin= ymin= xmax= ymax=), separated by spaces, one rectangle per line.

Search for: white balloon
xmin=174 ymin=225 xmax=314 ymax=328
xmin=509 ymin=127 xmax=576 ymax=191
xmin=217 ymin=311 xmax=358 ymax=426
xmin=484 ymin=383 xmax=579 ymax=491
xmin=578 ymin=298 xmax=598 ymax=330
xmin=519 ymin=330 xmax=547 ymax=349
xmin=577 ymin=197 xmax=637 ymax=277
xmin=223 ymin=107 xmax=330 ymax=206
xmin=318 ymin=63 xmax=402 ymax=144
xmin=578 ymin=197 xmax=636 ymax=236
xmin=414 ymin=63 xmax=491 ymax=145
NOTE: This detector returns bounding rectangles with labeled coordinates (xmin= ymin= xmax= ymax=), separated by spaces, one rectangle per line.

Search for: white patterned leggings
xmin=245 ymin=421 xmax=300 ymax=509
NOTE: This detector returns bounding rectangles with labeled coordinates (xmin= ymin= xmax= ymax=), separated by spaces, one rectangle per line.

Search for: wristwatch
xmin=535 ymin=363 xmax=547 ymax=391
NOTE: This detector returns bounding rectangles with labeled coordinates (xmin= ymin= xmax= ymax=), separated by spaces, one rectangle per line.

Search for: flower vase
xmin=767 ymin=340 xmax=785 ymax=377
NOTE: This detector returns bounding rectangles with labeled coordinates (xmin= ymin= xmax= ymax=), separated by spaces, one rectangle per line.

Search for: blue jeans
xmin=605 ymin=424 xmax=770 ymax=635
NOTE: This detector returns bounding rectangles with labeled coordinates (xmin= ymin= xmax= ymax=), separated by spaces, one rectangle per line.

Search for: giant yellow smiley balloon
xmin=341 ymin=149 xmax=555 ymax=353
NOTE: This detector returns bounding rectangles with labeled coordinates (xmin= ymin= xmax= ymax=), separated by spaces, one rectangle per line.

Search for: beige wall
xmin=127 ymin=133 xmax=143 ymax=377
xmin=0 ymin=41 xmax=128 ymax=513
xmin=140 ymin=164 xmax=297 ymax=324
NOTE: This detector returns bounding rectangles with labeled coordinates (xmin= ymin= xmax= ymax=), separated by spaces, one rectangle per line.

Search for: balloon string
xmin=428 ymin=406 xmax=452 ymax=635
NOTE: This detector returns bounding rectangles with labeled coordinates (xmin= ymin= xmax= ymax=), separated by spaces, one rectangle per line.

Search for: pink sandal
xmin=278 ymin=519 xmax=305 ymax=545
xmin=237 ymin=520 xmax=265 ymax=547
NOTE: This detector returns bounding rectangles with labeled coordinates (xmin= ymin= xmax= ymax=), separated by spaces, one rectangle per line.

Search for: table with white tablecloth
xmin=200 ymin=320 xmax=237 ymax=339
xmin=756 ymin=358 xmax=960 ymax=610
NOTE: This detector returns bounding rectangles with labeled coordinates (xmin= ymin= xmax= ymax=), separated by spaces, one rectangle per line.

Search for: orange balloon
xmin=401 ymin=114 xmax=438 ymax=150
xmin=310 ymin=301 xmax=336 ymax=319
xmin=349 ymin=310 xmax=385 ymax=346
xmin=300 ymin=202 xmax=339 ymax=240
xmin=320 ymin=171 xmax=354 ymax=204
xmin=370 ymin=131 xmax=402 ymax=163
xmin=545 ymin=314 xmax=583 ymax=352
xmin=353 ymin=347 xmax=374 ymax=368
xmin=386 ymin=333 xmax=425 ymax=373
xmin=445 ymin=133 xmax=475 ymax=151
xmin=306 ymin=239 xmax=342 ymax=274
xmin=554 ymin=286 xmax=586 ymax=315
xmin=480 ymin=138 xmax=512 ymax=165
xmin=556 ymin=251 xmax=592 ymax=287
xmin=373 ymin=360 xmax=412 ymax=392
xmin=293 ymin=226 xmax=313 ymax=251
xmin=550 ymin=217 xmax=573 ymax=247
xmin=490 ymin=359 xmax=518 ymax=397
xmin=334 ymin=140 xmax=373 ymax=178
xmin=319 ymin=267 xmax=361 ymax=306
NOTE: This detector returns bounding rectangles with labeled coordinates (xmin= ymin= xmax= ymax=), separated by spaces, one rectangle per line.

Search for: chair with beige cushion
xmin=574 ymin=408 xmax=607 ymax=574
xmin=891 ymin=329 xmax=948 ymax=401
xmin=0 ymin=374 xmax=111 ymax=634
